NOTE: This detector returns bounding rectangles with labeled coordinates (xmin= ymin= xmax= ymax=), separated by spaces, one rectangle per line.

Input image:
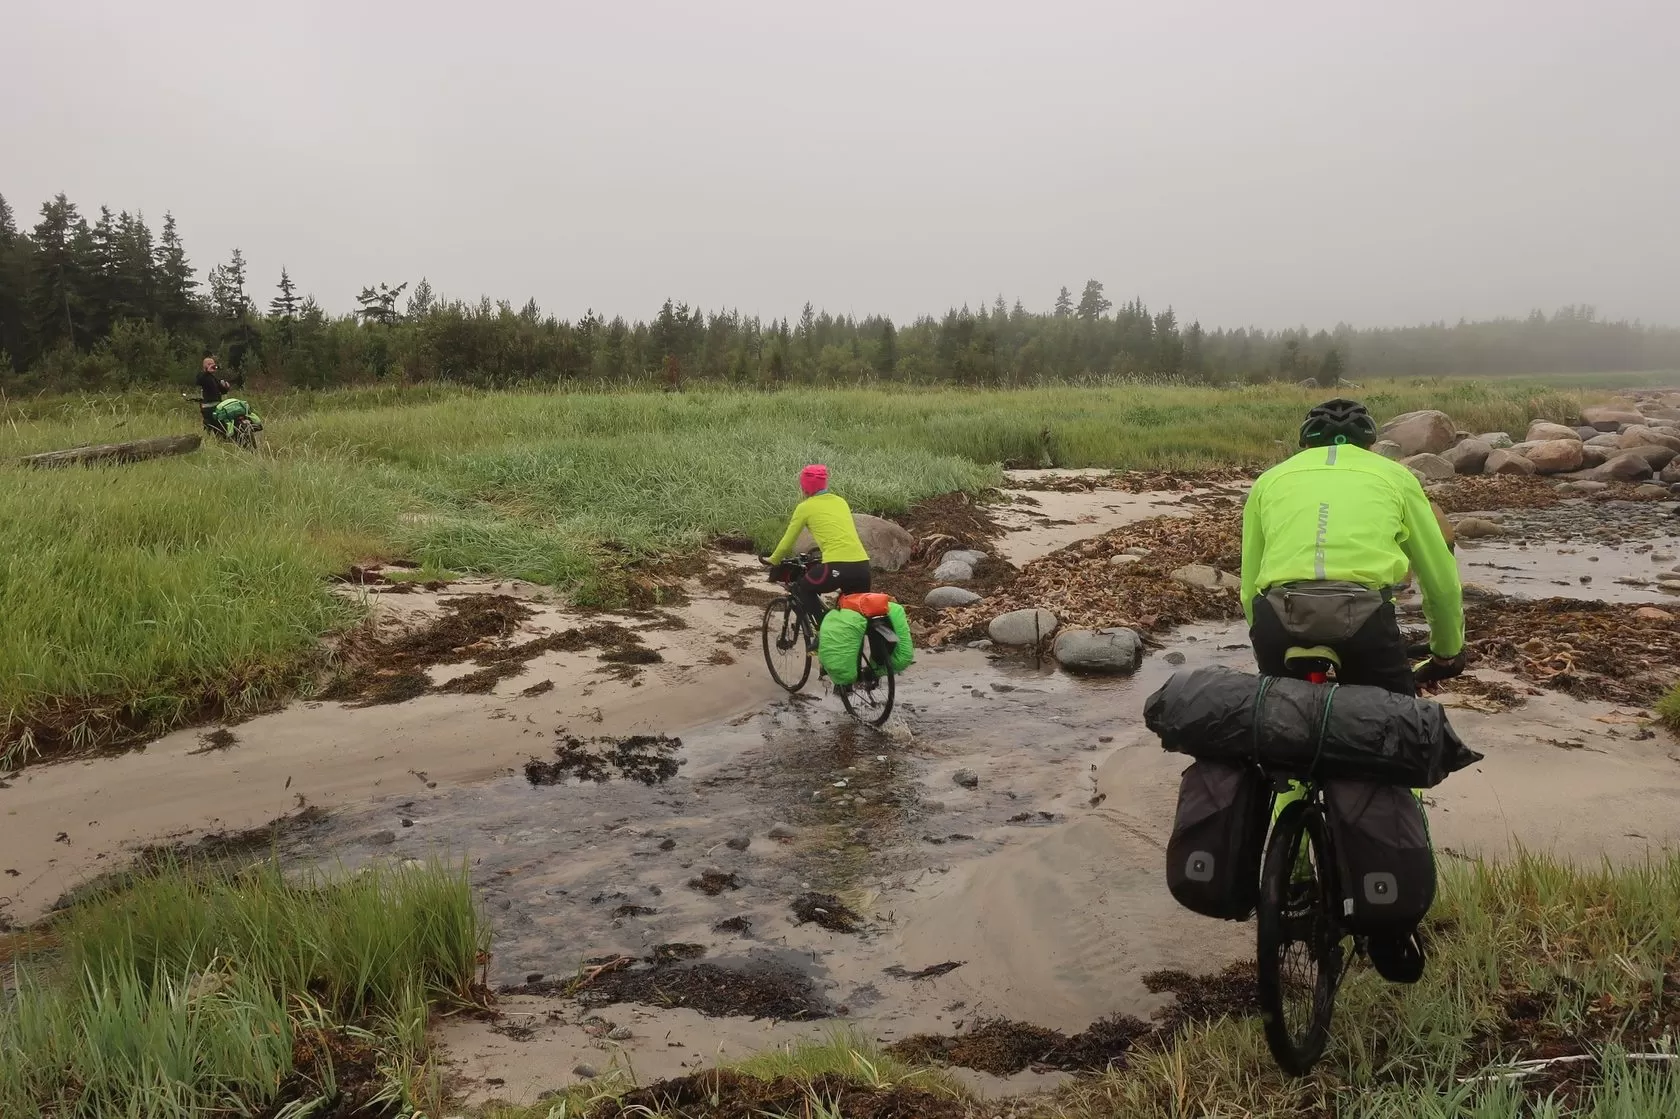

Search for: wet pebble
xmin=525 ymin=972 xmax=545 ymax=984
xmin=953 ymin=769 xmax=980 ymax=789
xmin=1165 ymin=652 xmax=1186 ymax=665
xmin=1098 ymin=735 xmax=1114 ymax=743
xmin=400 ymin=818 xmax=414 ymax=828
xmin=658 ymin=838 xmax=677 ymax=851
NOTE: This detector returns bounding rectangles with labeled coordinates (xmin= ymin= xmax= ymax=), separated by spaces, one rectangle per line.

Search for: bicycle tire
xmin=761 ymin=597 xmax=813 ymax=693
xmin=839 ymin=660 xmax=895 ymax=726
xmin=1256 ymin=797 xmax=1343 ymax=1076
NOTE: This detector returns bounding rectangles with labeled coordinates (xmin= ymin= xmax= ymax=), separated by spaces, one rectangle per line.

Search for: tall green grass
xmin=1658 ymin=683 xmax=1680 ymax=736
xmin=0 ymin=379 xmax=1602 ymax=759
xmin=1044 ymin=851 xmax=1680 ymax=1119
xmin=0 ymin=857 xmax=485 ymax=1118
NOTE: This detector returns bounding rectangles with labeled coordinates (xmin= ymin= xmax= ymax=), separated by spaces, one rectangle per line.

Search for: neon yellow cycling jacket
xmin=769 ymin=492 xmax=870 ymax=565
xmin=1240 ymin=444 xmax=1464 ymax=657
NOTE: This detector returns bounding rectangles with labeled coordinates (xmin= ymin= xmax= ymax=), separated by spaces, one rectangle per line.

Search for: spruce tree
xmin=1053 ymin=286 xmax=1073 ymax=317
xmin=269 ymin=268 xmax=300 ymax=319
xmin=154 ymin=212 xmax=199 ymax=331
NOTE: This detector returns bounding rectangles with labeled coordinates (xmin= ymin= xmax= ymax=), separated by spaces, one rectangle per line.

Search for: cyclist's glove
xmin=1415 ymin=650 xmax=1467 ymax=685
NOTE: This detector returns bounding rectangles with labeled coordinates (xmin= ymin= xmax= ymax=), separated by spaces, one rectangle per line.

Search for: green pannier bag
xmin=213 ymin=398 xmax=250 ymax=422
xmin=875 ymin=602 xmax=915 ymax=674
xmin=818 ymin=608 xmax=868 ymax=686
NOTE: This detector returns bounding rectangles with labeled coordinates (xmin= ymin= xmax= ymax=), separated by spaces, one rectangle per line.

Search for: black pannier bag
xmin=1322 ymin=779 xmax=1436 ymax=934
xmin=1143 ymin=665 xmax=1481 ymax=789
xmin=1165 ymin=760 xmax=1272 ymax=920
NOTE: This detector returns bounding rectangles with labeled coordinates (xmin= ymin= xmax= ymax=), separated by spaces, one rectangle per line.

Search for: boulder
xmin=1452 ymin=517 xmax=1505 ymax=539
xmin=925 ymin=586 xmax=982 ymax=608
xmin=1622 ymin=445 xmax=1678 ymax=471
xmin=1171 ymin=564 xmax=1240 ymax=592
xmin=1634 ymin=484 xmax=1672 ymax=500
xmin=1580 ymin=405 xmax=1647 ymax=431
xmin=1378 ymin=410 xmax=1457 ymax=456
xmin=1662 ymin=460 xmax=1680 ymax=484
xmin=932 ymin=559 xmax=975 ymax=582
xmin=1485 ymin=449 xmax=1537 ymax=476
xmin=1461 ymin=581 xmax=1504 ymax=602
xmin=1584 ymin=433 xmax=1622 ymax=449
xmin=1477 ymin=432 xmax=1514 ymax=449
xmin=1371 ymin=440 xmax=1405 ymax=461
xmin=1526 ymin=421 xmax=1581 ymax=442
xmin=796 ymin=514 xmax=914 ymax=572
xmin=941 ymin=549 xmax=988 ymax=566
xmin=1576 ymin=426 xmax=1601 ymax=442
xmin=1619 ymin=426 xmax=1680 ymax=453
xmin=1510 ymin=439 xmax=1584 ymax=474
xmin=987 ymin=608 xmax=1059 ymax=646
xmin=1403 ymin=453 xmax=1456 ymax=481
xmin=1052 ymin=627 xmax=1144 ymax=674
xmin=1441 ymin=438 xmax=1491 ymax=474
xmin=1590 ymin=453 xmax=1654 ymax=482
xmin=1579 ymin=446 xmax=1610 ymax=469
xmin=1567 ymin=479 xmax=1609 ymax=493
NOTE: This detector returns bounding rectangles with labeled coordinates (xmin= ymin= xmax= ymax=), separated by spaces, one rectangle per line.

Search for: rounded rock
xmin=987 ymin=608 xmax=1059 ymax=646
xmin=932 ymin=560 xmax=975 ymax=583
xmin=940 ymin=549 xmax=988 ymax=567
xmin=1378 ymin=410 xmax=1458 ymax=456
xmin=926 ymin=586 xmax=982 ymax=608
xmin=1052 ymin=627 xmax=1144 ymax=674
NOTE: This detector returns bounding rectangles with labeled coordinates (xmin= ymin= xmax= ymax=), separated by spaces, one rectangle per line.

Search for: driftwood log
xmin=20 ymin=434 xmax=202 ymax=468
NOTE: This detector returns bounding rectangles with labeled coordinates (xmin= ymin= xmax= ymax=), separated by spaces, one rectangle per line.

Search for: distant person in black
xmin=197 ymin=352 xmax=229 ymax=435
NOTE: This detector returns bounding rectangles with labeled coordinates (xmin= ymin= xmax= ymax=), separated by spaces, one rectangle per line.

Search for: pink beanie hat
xmin=799 ymin=464 xmax=829 ymax=496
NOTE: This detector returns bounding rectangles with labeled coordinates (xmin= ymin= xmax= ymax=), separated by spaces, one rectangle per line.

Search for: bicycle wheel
xmin=761 ymin=597 xmax=813 ymax=693
xmin=839 ymin=660 xmax=895 ymax=726
xmin=1256 ymin=797 xmax=1344 ymax=1076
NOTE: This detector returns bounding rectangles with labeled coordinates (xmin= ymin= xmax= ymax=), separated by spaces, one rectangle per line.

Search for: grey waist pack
xmin=1263 ymin=581 xmax=1389 ymax=644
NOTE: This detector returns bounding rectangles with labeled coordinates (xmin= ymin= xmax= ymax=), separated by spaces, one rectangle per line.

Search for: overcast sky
xmin=5 ymin=0 xmax=1676 ymax=329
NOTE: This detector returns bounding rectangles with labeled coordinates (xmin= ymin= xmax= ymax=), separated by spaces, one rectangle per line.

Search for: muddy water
xmin=307 ymin=617 xmax=1680 ymax=1106
xmin=1439 ymin=498 xmax=1680 ymax=604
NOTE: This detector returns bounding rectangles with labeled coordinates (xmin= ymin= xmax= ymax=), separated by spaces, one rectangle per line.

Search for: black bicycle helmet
xmin=1299 ymin=398 xmax=1378 ymax=448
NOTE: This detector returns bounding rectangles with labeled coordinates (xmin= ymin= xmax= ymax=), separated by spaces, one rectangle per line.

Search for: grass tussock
xmin=0 ymin=378 xmax=1605 ymax=761
xmin=0 ymin=856 xmax=486 ymax=1118
xmin=1658 ymin=683 xmax=1680 ymax=736
xmin=1037 ymin=850 xmax=1680 ymax=1119
xmin=475 ymin=1031 xmax=968 ymax=1119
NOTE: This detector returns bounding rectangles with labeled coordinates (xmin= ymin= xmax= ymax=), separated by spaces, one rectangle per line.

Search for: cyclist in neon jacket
xmin=1241 ymin=399 xmax=1466 ymax=693
xmin=768 ymin=465 xmax=872 ymax=623
xmin=1240 ymin=399 xmax=1465 ymax=985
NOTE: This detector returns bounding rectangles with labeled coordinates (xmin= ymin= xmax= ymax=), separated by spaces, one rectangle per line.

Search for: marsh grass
xmin=0 ymin=379 xmax=1601 ymax=759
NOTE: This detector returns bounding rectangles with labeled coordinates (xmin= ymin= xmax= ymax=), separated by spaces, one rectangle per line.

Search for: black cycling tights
xmin=795 ymin=561 xmax=872 ymax=627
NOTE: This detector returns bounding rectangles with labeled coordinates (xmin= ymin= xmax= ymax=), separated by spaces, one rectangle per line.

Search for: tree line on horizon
xmin=2 ymin=189 xmax=1677 ymax=394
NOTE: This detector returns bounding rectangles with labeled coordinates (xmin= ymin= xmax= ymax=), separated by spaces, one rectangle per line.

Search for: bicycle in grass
xmin=1256 ymin=639 xmax=1453 ymax=1075
xmin=758 ymin=553 xmax=896 ymax=726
